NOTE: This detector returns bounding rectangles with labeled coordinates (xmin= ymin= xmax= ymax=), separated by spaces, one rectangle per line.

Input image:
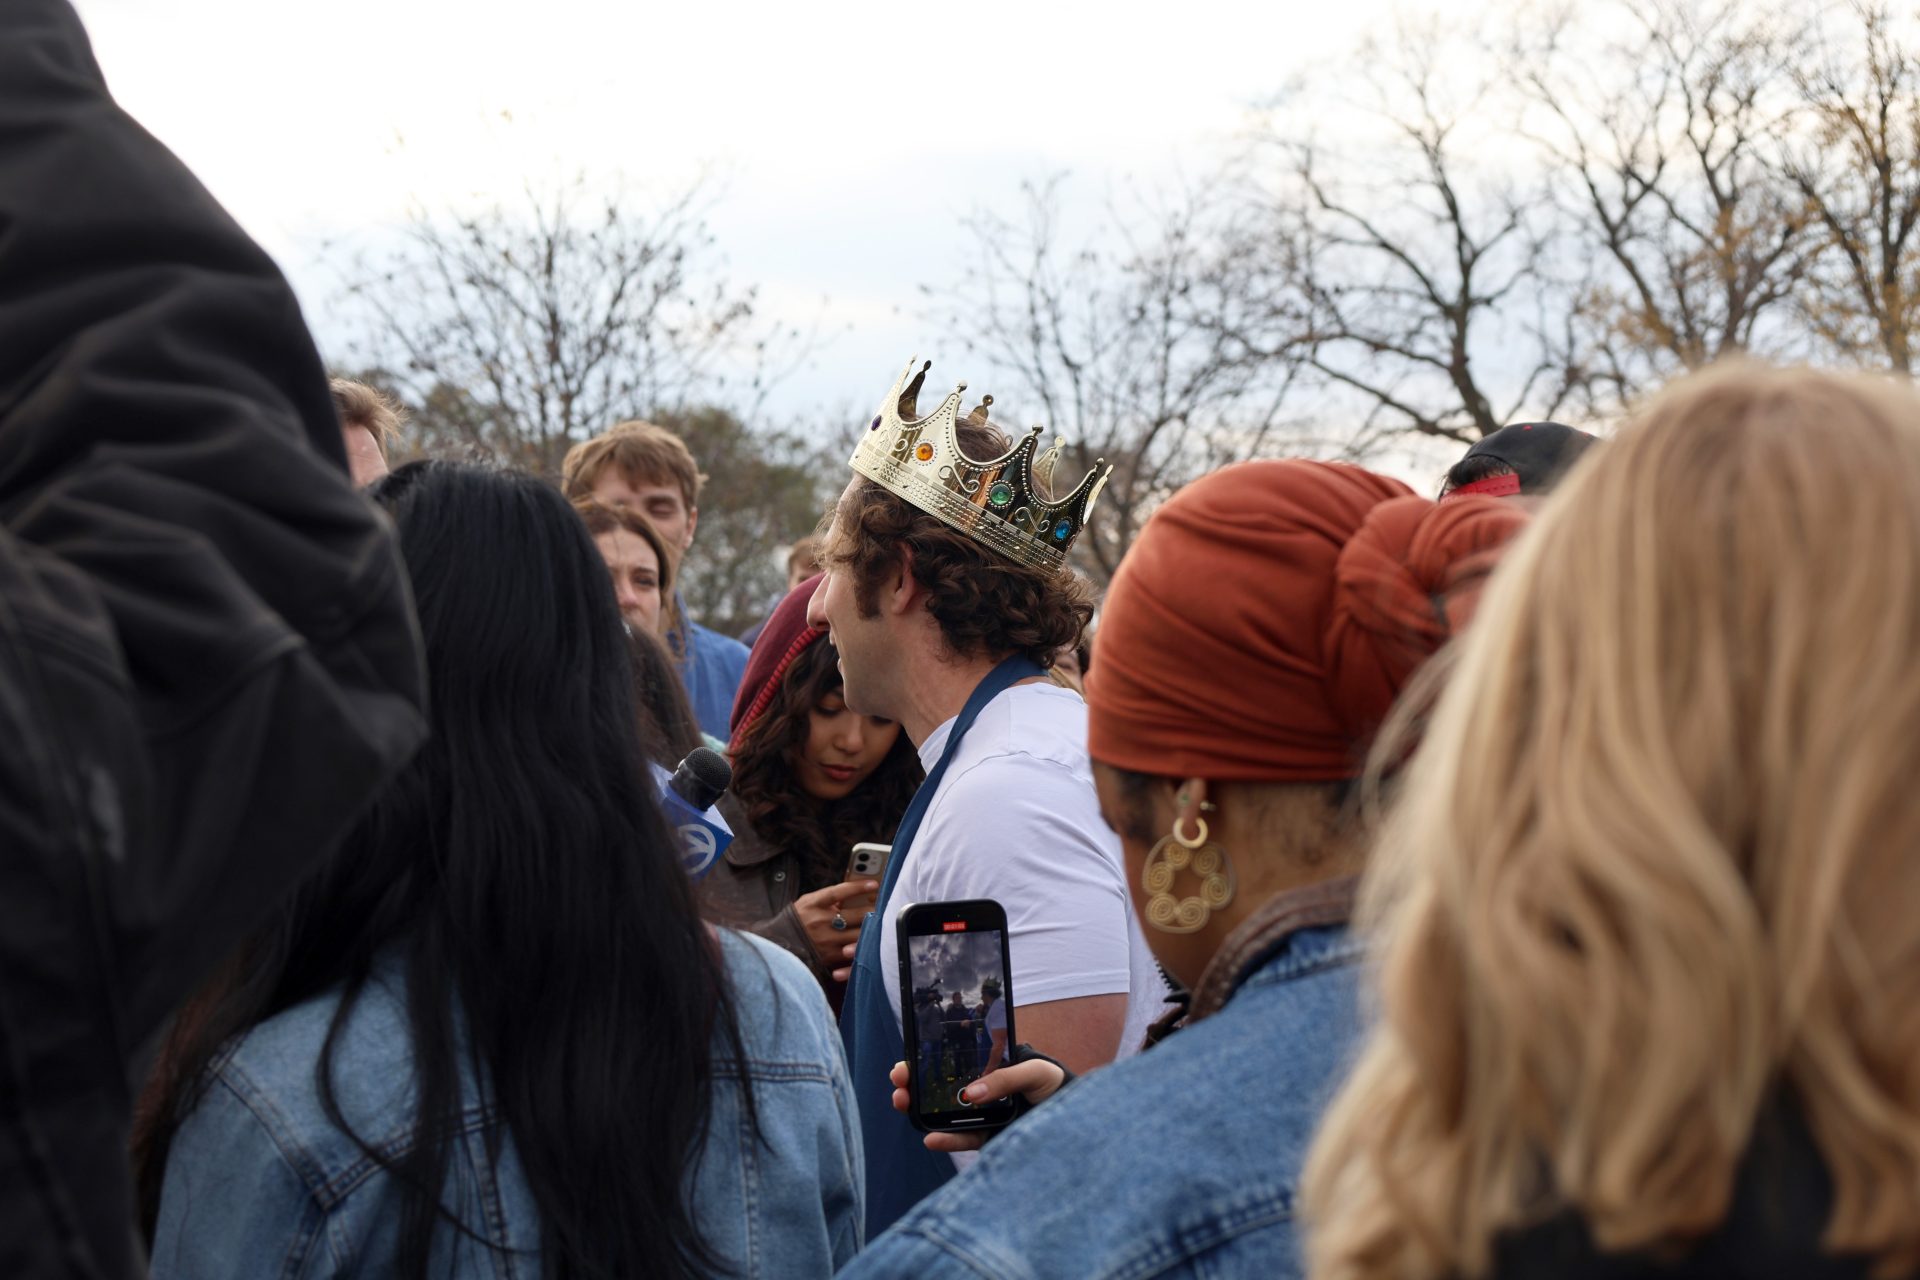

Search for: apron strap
xmin=839 ymin=653 xmax=1047 ymax=1234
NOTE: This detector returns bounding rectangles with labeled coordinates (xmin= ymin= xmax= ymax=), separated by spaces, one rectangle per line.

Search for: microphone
xmin=669 ymin=747 xmax=731 ymax=812
xmin=661 ymin=747 xmax=733 ymax=879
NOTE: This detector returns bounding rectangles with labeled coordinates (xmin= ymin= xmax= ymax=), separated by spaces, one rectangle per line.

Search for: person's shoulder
xmin=999 ymin=1006 xmax=1343 ymax=1163
xmin=716 ymin=925 xmax=814 ymax=996
xmin=947 ymin=684 xmax=1093 ymax=773
xmin=218 ymin=970 xmax=404 ymax=1093
xmin=872 ymin=1032 xmax=1312 ymax=1277
xmin=1222 ymin=931 xmax=1369 ymax=1067
xmin=712 ymin=928 xmax=841 ymax=1073
xmin=973 ymin=682 xmax=1087 ymax=744
xmin=933 ymin=690 xmax=1103 ymax=830
xmin=209 ymin=968 xmax=421 ymax=1183
xmin=692 ymin=620 xmax=751 ymax=667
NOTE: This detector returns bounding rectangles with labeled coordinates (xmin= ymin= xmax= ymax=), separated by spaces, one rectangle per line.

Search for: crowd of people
xmin=910 ymin=981 xmax=1008 ymax=1112
xmin=10 ymin=4 xmax=1920 ymax=1278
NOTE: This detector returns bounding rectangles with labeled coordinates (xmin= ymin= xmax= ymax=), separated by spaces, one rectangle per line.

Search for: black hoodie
xmin=0 ymin=5 xmax=427 ymax=1275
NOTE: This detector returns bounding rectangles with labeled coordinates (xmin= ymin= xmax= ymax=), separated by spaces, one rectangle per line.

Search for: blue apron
xmin=840 ymin=654 xmax=1046 ymax=1234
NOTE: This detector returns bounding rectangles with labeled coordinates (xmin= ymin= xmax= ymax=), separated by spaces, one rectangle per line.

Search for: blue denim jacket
xmin=844 ymin=885 xmax=1364 ymax=1280
xmin=678 ymin=606 xmax=751 ymax=741
xmin=150 ymin=929 xmax=863 ymax=1279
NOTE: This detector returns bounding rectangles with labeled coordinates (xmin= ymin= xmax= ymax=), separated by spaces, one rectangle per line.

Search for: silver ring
xmin=830 ymin=913 xmax=848 ymax=932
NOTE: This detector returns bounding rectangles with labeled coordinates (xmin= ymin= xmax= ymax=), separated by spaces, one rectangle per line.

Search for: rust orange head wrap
xmin=1085 ymin=460 xmax=1529 ymax=781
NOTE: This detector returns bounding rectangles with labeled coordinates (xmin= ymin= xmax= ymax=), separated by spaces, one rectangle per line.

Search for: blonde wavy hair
xmin=1304 ymin=364 xmax=1920 ymax=1278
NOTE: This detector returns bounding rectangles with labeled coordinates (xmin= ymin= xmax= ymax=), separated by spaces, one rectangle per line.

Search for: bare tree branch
xmin=921 ymin=175 xmax=1313 ymax=583
xmin=1520 ymin=0 xmax=1815 ymax=412
xmin=333 ymin=174 xmax=780 ymax=475
xmin=1231 ymin=18 xmax=1571 ymax=447
xmin=1779 ymin=1 xmax=1920 ymax=373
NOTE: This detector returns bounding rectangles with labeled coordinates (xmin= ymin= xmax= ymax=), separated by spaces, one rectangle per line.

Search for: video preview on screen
xmin=907 ymin=929 xmax=1010 ymax=1117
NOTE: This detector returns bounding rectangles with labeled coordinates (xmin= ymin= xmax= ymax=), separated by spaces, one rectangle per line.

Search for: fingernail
xmin=865 ymin=881 xmax=878 ymax=890
xmin=961 ymin=1084 xmax=982 ymax=1102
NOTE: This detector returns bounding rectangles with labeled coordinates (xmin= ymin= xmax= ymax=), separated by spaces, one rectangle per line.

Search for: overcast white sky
xmin=72 ymin=0 xmax=1405 ymax=425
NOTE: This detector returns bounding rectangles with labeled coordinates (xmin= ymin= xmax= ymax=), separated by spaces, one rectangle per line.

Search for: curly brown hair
xmin=729 ymin=638 xmax=923 ymax=891
xmin=825 ymin=419 xmax=1095 ymax=666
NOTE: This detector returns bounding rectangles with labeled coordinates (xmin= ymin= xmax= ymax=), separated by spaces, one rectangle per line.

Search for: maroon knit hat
xmin=729 ymin=574 xmax=827 ymax=750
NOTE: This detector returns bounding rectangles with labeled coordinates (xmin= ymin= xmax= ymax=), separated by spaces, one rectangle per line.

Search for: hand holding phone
xmin=886 ymin=1057 xmax=1068 ymax=1152
xmin=791 ymin=879 xmax=879 ymax=969
xmin=897 ymin=899 xmax=1018 ymax=1134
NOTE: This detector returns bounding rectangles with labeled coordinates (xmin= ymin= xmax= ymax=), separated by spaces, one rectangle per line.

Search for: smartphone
xmin=897 ymin=899 xmax=1018 ymax=1133
xmin=841 ymin=843 xmax=891 ymax=916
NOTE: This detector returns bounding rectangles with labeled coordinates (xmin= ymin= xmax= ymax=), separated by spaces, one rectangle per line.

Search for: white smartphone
xmin=842 ymin=842 xmax=892 ymax=915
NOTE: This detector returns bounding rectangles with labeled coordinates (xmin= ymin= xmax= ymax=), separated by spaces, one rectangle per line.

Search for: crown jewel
xmin=850 ymin=357 xmax=1110 ymax=572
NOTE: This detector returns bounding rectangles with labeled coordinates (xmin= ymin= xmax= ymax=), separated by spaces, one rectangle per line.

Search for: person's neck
xmin=1211 ymin=853 xmax=1360 ymax=939
xmin=893 ymin=648 xmax=1014 ymax=747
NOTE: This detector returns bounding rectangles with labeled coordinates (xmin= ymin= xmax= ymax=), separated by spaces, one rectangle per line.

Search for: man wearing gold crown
xmin=809 ymin=359 xmax=1168 ymax=1234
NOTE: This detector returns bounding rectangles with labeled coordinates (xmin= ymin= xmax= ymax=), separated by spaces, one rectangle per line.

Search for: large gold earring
xmin=1142 ymin=814 xmax=1235 ymax=934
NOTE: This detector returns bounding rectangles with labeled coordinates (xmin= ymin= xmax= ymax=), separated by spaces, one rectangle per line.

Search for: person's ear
xmin=682 ymin=505 xmax=699 ymax=550
xmin=881 ymin=546 xmax=921 ymax=618
xmin=1171 ymin=778 xmax=1215 ymax=837
xmin=1127 ymin=773 xmax=1188 ymax=847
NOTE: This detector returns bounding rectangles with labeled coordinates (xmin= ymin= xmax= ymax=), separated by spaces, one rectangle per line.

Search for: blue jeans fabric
xmin=842 ymin=923 xmax=1365 ymax=1280
xmin=150 ymin=930 xmax=862 ymax=1279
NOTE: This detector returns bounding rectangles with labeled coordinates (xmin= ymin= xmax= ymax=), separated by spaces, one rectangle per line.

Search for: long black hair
xmin=729 ymin=637 xmax=921 ymax=891
xmin=134 ymin=461 xmax=754 ymax=1278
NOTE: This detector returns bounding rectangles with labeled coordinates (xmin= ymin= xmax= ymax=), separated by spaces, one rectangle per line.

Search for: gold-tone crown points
xmin=849 ymin=358 xmax=1110 ymax=572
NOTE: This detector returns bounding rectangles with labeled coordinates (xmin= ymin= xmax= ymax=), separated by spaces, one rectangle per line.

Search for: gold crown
xmin=849 ymin=357 xmax=1110 ymax=572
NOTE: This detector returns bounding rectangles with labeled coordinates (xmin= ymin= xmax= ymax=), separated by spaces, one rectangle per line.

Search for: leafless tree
xmin=329 ymin=175 xmax=833 ymax=631
xmin=1780 ymin=1 xmax=1920 ymax=373
xmin=334 ymin=175 xmax=780 ymax=475
xmin=922 ymin=176 xmax=1310 ymax=583
xmin=1239 ymin=21 xmax=1577 ymax=452
xmin=1521 ymin=0 xmax=1815 ymax=410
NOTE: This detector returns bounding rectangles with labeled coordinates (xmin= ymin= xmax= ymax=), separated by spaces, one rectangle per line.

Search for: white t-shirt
xmin=879 ymin=683 xmax=1170 ymax=1066
xmin=984 ymin=997 xmax=1006 ymax=1037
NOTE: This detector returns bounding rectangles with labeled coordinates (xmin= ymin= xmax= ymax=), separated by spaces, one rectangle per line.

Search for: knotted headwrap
xmin=1086 ymin=460 xmax=1528 ymax=781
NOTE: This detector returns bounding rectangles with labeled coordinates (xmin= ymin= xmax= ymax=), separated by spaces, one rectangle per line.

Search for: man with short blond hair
xmin=329 ymin=377 xmax=405 ymax=488
xmin=562 ymin=420 xmax=748 ymax=737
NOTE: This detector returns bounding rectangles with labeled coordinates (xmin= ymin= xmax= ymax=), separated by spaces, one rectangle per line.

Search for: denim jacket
xmin=150 ymin=929 xmax=863 ymax=1279
xmin=843 ymin=878 xmax=1364 ymax=1280
xmin=675 ymin=601 xmax=751 ymax=741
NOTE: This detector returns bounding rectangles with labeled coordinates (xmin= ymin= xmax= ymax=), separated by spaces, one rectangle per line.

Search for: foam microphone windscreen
xmin=670 ymin=747 xmax=732 ymax=812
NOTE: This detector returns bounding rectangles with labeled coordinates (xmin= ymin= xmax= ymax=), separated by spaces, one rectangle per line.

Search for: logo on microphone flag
xmin=658 ymin=786 xmax=733 ymax=878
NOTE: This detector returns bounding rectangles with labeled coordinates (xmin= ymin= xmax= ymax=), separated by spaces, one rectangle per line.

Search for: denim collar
xmin=1187 ymin=875 xmax=1360 ymax=1023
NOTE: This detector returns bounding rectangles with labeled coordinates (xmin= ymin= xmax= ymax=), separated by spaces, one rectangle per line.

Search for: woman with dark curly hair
xmin=699 ymin=574 xmax=923 ymax=999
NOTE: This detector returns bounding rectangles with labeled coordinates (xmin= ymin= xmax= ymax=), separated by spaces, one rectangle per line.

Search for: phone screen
xmin=903 ymin=917 xmax=1015 ymax=1124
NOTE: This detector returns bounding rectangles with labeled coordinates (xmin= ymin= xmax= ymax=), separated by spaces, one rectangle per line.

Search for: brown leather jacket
xmin=696 ymin=797 xmax=832 ymax=985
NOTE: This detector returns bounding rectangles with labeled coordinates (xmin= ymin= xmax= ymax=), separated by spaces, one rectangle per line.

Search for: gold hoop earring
xmin=1142 ymin=814 xmax=1236 ymax=934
